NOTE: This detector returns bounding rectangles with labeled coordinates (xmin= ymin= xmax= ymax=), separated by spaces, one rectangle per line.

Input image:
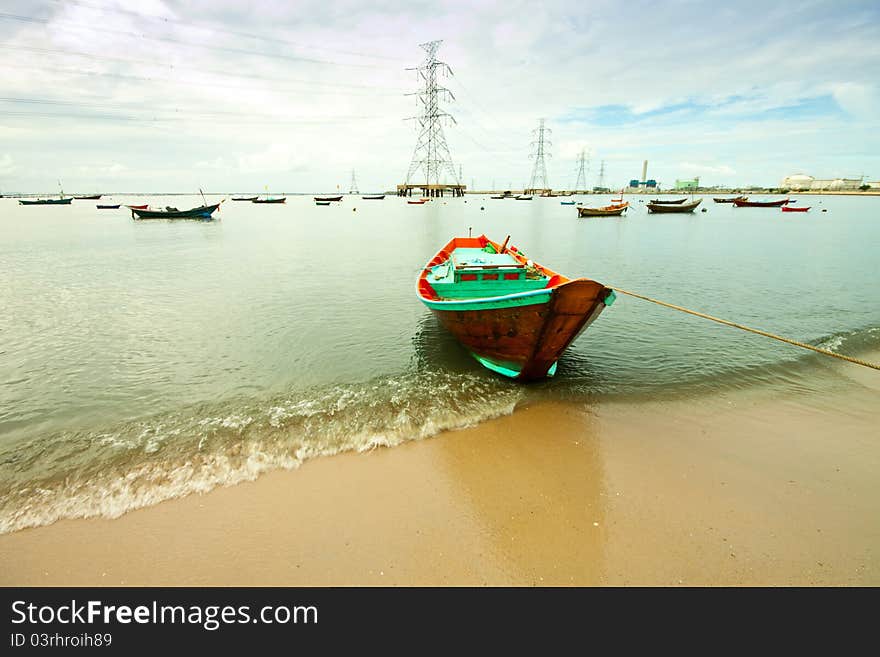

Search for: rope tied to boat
xmin=611 ymin=287 xmax=880 ymax=371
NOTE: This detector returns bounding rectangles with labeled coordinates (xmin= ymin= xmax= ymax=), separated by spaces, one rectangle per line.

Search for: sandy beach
xmin=2 ymin=355 xmax=877 ymax=587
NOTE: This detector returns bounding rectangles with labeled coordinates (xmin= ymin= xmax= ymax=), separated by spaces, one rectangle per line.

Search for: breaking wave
xmin=0 ymin=370 xmax=523 ymax=533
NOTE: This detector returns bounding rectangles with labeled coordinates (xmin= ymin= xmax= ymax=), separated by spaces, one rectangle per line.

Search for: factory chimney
xmin=642 ymin=160 xmax=648 ymax=183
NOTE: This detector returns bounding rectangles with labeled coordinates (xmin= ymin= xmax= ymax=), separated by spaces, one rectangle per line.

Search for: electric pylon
xmin=574 ymin=149 xmax=590 ymax=191
xmin=597 ymin=160 xmax=606 ymax=190
xmin=404 ymin=40 xmax=460 ymax=186
xmin=348 ymin=169 xmax=359 ymax=194
xmin=528 ymin=119 xmax=551 ymax=191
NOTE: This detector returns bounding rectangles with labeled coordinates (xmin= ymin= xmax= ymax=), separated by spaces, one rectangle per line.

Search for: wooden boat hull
xmin=733 ymin=199 xmax=788 ymax=207
xmin=578 ymin=206 xmax=626 ymax=217
xmin=315 ymin=201 xmax=331 ymax=206
xmin=408 ymin=200 xmax=426 ymax=204
xmin=781 ymin=205 xmax=810 ymax=212
xmin=649 ymin=198 xmax=686 ymax=204
xmin=125 ymin=204 xmax=149 ymax=210
xmin=314 ymin=195 xmax=343 ymax=202
xmin=416 ymin=235 xmax=614 ymax=381
xmin=252 ymin=198 xmax=286 ymax=203
xmin=560 ymin=201 xmax=576 ymax=205
xmin=19 ymin=198 xmax=73 ymax=205
xmin=515 ymin=196 xmax=533 ymax=200
xmin=74 ymin=195 xmax=102 ymax=200
xmin=713 ymin=196 xmax=747 ymax=203
xmin=96 ymin=204 xmax=121 ymax=209
xmin=130 ymin=203 xmax=220 ymax=219
xmin=361 ymin=195 xmax=385 ymax=200
xmin=232 ymin=196 xmax=258 ymax=201
xmin=647 ymin=199 xmax=702 ymax=213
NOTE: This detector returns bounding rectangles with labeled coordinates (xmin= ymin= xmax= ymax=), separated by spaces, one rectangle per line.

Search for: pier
xmin=396 ymin=183 xmax=466 ymax=198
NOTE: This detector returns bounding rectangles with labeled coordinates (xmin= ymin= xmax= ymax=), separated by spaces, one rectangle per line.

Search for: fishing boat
xmin=232 ymin=196 xmax=258 ymax=201
xmin=577 ymin=205 xmax=627 ymax=217
xmin=490 ymin=195 xmax=505 ymax=199
xmin=252 ymin=197 xmax=286 ymax=203
xmin=125 ymin=204 xmax=149 ymax=210
xmin=361 ymin=195 xmax=385 ymax=200
xmin=713 ymin=196 xmax=747 ymax=203
xmin=315 ymin=201 xmax=331 ymax=206
xmin=560 ymin=200 xmax=576 ymax=205
xmin=96 ymin=204 xmax=121 ymax=209
xmin=649 ymin=198 xmax=687 ymax=204
xmin=416 ymin=234 xmax=615 ymax=381
xmin=407 ymin=199 xmax=426 ymax=205
xmin=19 ymin=197 xmax=73 ymax=205
xmin=314 ymin=195 xmax=343 ymax=202
xmin=515 ymin=195 xmax=533 ymax=200
xmin=74 ymin=194 xmax=102 ymax=200
xmin=781 ymin=205 xmax=810 ymax=213
xmin=647 ymin=199 xmax=702 ymax=213
xmin=420 ymin=197 xmax=432 ymax=202
xmin=732 ymin=198 xmax=789 ymax=207
xmin=130 ymin=202 xmax=221 ymax=220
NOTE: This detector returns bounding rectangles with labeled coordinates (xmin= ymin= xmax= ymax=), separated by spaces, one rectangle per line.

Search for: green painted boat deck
xmin=426 ymin=247 xmax=549 ymax=299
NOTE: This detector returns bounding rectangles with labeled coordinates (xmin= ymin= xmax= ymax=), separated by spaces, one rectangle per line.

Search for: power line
xmin=0 ymin=12 xmax=381 ymax=68
xmin=0 ymin=96 xmax=386 ymax=121
xmin=0 ymin=61 xmax=405 ymax=97
xmin=0 ymin=44 xmax=408 ymax=91
xmin=43 ymin=0 xmax=401 ymax=62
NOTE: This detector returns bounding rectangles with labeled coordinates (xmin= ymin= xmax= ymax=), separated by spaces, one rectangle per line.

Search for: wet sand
xmin=1 ymin=367 xmax=878 ymax=586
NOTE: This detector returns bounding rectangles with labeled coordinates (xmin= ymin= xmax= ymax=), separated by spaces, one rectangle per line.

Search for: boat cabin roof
xmin=450 ymin=247 xmax=525 ymax=271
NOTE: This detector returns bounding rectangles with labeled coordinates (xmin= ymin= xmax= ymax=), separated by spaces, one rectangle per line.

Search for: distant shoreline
xmin=4 ymin=190 xmax=879 ymax=198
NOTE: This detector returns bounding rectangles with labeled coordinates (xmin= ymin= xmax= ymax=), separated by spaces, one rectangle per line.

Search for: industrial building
xmin=627 ymin=160 xmax=658 ymax=191
xmin=781 ymin=174 xmax=864 ymax=191
xmin=674 ymin=177 xmax=700 ymax=190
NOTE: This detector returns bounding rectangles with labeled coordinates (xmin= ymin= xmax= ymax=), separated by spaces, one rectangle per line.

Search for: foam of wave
xmin=0 ymin=370 xmax=522 ymax=534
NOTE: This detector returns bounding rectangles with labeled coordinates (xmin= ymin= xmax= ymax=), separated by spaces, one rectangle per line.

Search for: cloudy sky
xmin=1 ymin=0 xmax=878 ymax=193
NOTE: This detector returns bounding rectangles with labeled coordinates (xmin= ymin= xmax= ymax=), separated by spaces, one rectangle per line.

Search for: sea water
xmin=1 ymin=193 xmax=878 ymax=531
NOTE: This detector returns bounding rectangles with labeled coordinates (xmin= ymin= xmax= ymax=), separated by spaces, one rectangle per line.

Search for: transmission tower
xmin=597 ymin=160 xmax=606 ymax=190
xmin=348 ymin=169 xmax=359 ymax=194
xmin=528 ymin=119 xmax=551 ymax=191
xmin=574 ymin=148 xmax=590 ymax=191
xmin=404 ymin=40 xmax=460 ymax=187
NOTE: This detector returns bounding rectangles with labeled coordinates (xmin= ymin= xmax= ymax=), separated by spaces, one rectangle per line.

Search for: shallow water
xmin=1 ymin=193 xmax=878 ymax=531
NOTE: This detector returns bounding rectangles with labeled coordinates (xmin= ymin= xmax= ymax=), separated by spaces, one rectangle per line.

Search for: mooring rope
xmin=611 ymin=287 xmax=880 ymax=371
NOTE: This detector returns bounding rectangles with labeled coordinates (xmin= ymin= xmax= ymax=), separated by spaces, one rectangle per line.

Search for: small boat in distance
xmin=515 ymin=195 xmax=533 ymax=200
xmin=714 ymin=196 xmax=747 ymax=203
xmin=125 ymin=204 xmax=149 ymax=210
xmin=361 ymin=195 xmax=385 ymax=200
xmin=74 ymin=194 xmax=102 ymax=200
xmin=314 ymin=195 xmax=343 ymax=202
xmin=733 ymin=198 xmax=789 ymax=207
xmin=560 ymin=200 xmax=576 ymax=205
xmin=649 ymin=198 xmax=687 ymax=204
xmin=577 ymin=205 xmax=627 ymax=217
xmin=19 ymin=197 xmax=73 ymax=205
xmin=96 ymin=204 xmax=121 ymax=209
xmin=130 ymin=202 xmax=221 ymax=220
xmin=781 ymin=205 xmax=810 ymax=213
xmin=315 ymin=201 xmax=331 ymax=206
xmin=252 ymin=197 xmax=286 ymax=203
xmin=416 ymin=234 xmax=615 ymax=380
xmin=647 ymin=199 xmax=702 ymax=213
xmin=407 ymin=199 xmax=426 ymax=204
xmin=232 ymin=196 xmax=258 ymax=201
xmin=490 ymin=195 xmax=505 ymax=199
